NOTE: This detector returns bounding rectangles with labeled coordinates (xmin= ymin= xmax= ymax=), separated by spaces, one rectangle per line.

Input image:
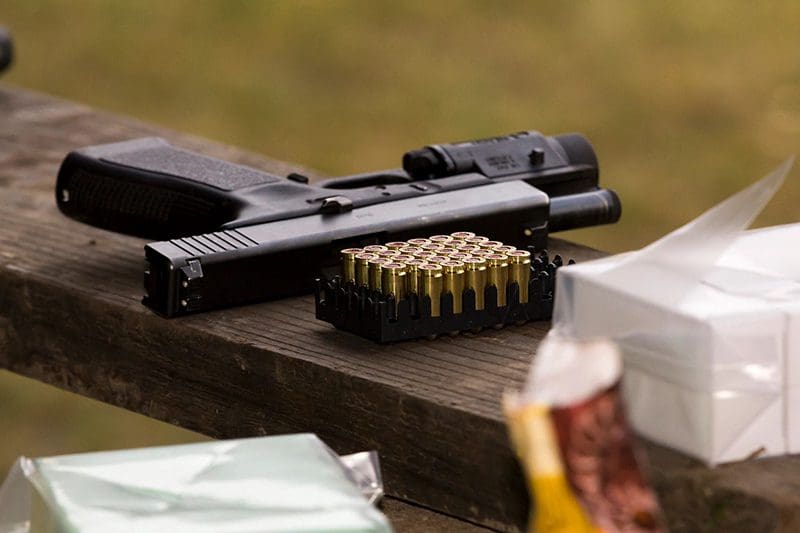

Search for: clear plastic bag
xmin=0 ymin=433 xmax=391 ymax=533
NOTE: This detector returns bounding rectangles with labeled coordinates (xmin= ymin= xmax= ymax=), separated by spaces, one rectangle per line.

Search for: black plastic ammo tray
xmin=315 ymin=250 xmax=570 ymax=343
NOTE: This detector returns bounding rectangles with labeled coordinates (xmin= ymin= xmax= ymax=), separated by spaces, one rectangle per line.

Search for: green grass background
xmin=0 ymin=1 xmax=799 ymax=476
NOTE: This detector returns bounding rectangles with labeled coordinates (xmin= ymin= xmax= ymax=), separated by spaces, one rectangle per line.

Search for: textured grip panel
xmin=104 ymin=144 xmax=280 ymax=191
xmin=63 ymin=167 xmax=227 ymax=238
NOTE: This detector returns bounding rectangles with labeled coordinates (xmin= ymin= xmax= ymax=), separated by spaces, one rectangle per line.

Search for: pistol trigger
xmin=319 ymin=196 xmax=354 ymax=214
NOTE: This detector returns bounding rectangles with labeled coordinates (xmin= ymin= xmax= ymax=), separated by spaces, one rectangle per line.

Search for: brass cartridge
xmin=507 ymin=250 xmax=532 ymax=303
xmin=355 ymin=253 xmax=378 ymax=287
xmin=450 ymin=231 xmax=476 ymax=240
xmin=426 ymin=255 xmax=451 ymax=264
xmin=447 ymin=252 xmax=473 ymax=261
xmin=393 ymin=254 xmax=416 ymax=263
xmin=429 ymin=235 xmax=454 ymax=244
xmin=407 ymin=238 xmax=431 ymax=246
xmin=363 ymin=244 xmax=388 ymax=253
xmin=463 ymin=257 xmax=487 ymax=310
xmin=492 ymin=245 xmax=517 ymax=253
xmin=438 ymin=247 xmax=459 ymax=255
xmin=469 ymin=248 xmax=494 ymax=257
xmin=404 ymin=258 xmax=428 ymax=294
xmin=485 ymin=253 xmax=510 ymax=307
xmin=398 ymin=247 xmax=423 ymax=255
xmin=418 ymin=264 xmax=444 ymax=317
xmin=368 ymin=257 xmax=391 ymax=291
xmin=385 ymin=241 xmax=409 ymax=249
xmin=441 ymin=260 xmax=466 ymax=314
xmin=479 ymin=240 xmax=504 ymax=249
xmin=381 ymin=263 xmax=408 ymax=300
xmin=340 ymin=248 xmax=363 ymax=283
xmin=420 ymin=242 xmax=446 ymax=252
xmin=411 ymin=250 xmax=437 ymax=258
xmin=376 ymin=249 xmax=401 ymax=258
xmin=464 ymin=236 xmax=489 ymax=245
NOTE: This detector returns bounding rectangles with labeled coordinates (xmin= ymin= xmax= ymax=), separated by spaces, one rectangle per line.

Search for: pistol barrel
xmin=549 ymin=189 xmax=621 ymax=232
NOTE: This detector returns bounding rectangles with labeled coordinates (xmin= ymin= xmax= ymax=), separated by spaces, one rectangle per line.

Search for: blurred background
xmin=0 ymin=1 xmax=798 ymax=475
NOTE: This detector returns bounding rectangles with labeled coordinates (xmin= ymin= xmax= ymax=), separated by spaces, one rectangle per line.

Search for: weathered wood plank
xmin=383 ymin=498 xmax=491 ymax=532
xmin=3 ymin=85 xmax=800 ymax=532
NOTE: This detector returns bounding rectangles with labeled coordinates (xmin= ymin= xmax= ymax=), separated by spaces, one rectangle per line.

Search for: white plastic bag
xmin=0 ymin=434 xmax=391 ymax=533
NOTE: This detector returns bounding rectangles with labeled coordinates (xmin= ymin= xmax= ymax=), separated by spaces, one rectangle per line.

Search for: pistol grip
xmin=55 ymin=137 xmax=281 ymax=239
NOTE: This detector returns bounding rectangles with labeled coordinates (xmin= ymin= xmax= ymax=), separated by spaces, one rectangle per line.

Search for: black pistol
xmin=0 ymin=27 xmax=12 ymax=74
xmin=55 ymin=130 xmax=621 ymax=316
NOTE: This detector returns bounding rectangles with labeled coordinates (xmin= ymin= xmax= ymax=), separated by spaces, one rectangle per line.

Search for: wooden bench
xmin=2 ymin=85 xmax=799 ymax=532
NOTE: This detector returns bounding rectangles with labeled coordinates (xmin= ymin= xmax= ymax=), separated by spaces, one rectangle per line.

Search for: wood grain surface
xmin=2 ymin=85 xmax=800 ymax=532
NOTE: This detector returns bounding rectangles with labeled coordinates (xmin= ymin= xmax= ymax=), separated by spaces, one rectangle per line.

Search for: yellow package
xmin=505 ymin=337 xmax=664 ymax=533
